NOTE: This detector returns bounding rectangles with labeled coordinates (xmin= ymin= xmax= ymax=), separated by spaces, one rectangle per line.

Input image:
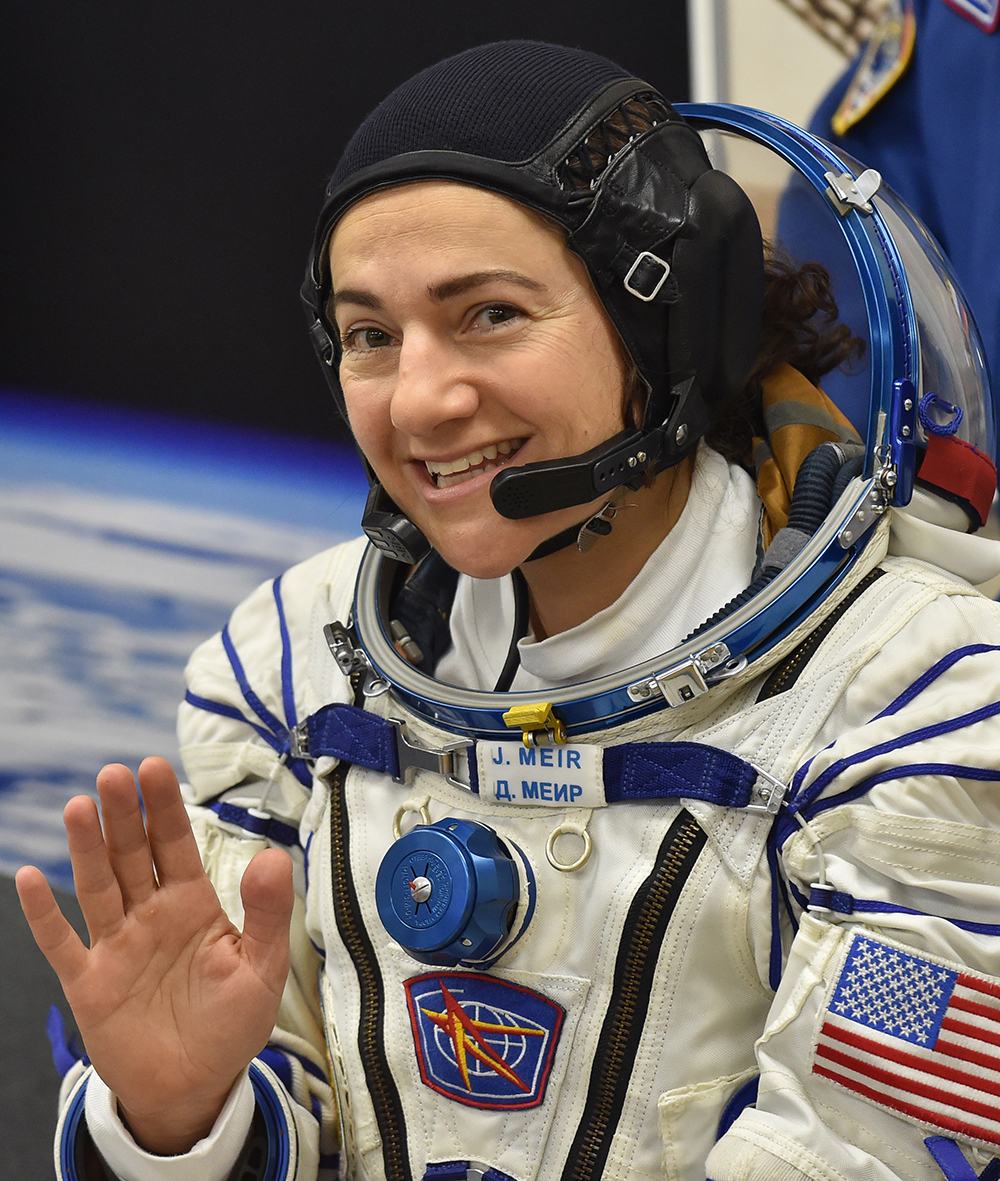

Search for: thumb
xmin=239 ymin=847 xmax=294 ymax=989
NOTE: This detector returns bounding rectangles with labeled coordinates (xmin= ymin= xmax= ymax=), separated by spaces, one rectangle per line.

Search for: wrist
xmin=84 ymin=1068 xmax=258 ymax=1179
xmin=118 ymin=1079 xmax=241 ymax=1156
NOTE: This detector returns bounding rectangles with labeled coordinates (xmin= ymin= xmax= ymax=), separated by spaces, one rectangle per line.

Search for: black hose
xmin=785 ymin=443 xmax=844 ymax=534
xmin=831 ymin=454 xmax=865 ymax=506
xmin=493 ymin=567 xmax=530 ymax=691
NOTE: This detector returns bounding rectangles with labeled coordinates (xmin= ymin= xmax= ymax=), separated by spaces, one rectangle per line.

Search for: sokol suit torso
xmin=61 ymin=446 xmax=1000 ymax=1181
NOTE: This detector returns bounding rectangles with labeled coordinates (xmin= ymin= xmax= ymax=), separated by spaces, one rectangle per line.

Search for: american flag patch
xmin=812 ymin=934 xmax=1000 ymax=1151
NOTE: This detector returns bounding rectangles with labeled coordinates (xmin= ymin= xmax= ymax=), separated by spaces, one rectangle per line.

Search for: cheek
xmin=341 ymin=385 xmax=395 ymax=481
xmin=515 ymin=329 xmax=625 ymax=436
xmin=500 ymin=325 xmax=623 ymax=422
xmin=342 ymin=373 xmax=384 ymax=435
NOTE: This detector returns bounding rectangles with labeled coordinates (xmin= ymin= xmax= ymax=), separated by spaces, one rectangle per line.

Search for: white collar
xmin=436 ymin=445 xmax=761 ymax=692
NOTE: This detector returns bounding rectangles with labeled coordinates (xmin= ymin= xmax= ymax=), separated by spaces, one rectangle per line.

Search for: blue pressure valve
xmin=375 ymin=817 xmax=519 ymax=966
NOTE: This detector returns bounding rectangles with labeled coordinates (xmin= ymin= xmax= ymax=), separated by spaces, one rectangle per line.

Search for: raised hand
xmin=15 ymin=757 xmax=294 ymax=1155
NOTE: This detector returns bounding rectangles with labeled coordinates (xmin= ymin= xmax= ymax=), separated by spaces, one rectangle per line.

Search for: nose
xmin=390 ymin=331 xmax=480 ymax=438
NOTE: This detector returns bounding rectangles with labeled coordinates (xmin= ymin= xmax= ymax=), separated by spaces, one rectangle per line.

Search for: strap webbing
xmin=924 ymin=1136 xmax=981 ymax=1181
xmin=306 ymin=701 xmax=401 ymax=779
xmin=603 ymin=742 xmax=757 ymax=806
xmin=208 ymin=802 xmax=300 ymax=848
xmin=422 ymin=1167 xmax=519 ymax=1181
xmin=302 ymin=702 xmax=762 ymax=808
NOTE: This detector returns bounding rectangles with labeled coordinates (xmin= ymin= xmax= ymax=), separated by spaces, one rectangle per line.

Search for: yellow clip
xmin=502 ymin=701 xmax=567 ymax=747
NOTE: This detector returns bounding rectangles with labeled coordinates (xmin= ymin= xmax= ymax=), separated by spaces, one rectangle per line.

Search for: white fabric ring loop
xmin=545 ymin=822 xmax=593 ymax=872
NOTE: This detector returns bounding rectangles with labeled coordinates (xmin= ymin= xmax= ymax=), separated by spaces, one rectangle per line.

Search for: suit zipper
xmin=560 ymin=810 xmax=707 ymax=1181
xmin=757 ymin=567 xmax=884 ymax=701
xmin=329 ymin=763 xmax=413 ymax=1181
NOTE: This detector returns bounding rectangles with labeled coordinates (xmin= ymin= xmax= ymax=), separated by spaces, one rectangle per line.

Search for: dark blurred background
xmin=1 ymin=0 xmax=690 ymax=441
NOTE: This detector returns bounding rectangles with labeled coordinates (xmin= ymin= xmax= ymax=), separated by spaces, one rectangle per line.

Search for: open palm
xmin=16 ymin=757 xmax=294 ymax=1154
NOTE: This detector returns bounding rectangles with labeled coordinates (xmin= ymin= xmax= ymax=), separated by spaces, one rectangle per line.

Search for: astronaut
xmin=16 ymin=40 xmax=1000 ymax=1181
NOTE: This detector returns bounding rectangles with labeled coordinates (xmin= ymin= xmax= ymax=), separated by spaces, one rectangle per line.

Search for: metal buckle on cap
xmin=623 ymin=251 xmax=671 ymax=301
xmin=389 ymin=719 xmax=472 ymax=791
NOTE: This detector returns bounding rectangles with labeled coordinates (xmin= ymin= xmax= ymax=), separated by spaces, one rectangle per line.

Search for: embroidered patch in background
xmin=404 ymin=972 xmax=564 ymax=1110
xmin=833 ymin=0 xmax=916 ymax=136
xmin=812 ymin=934 xmax=1000 ymax=1150
xmin=942 ymin=0 xmax=1000 ymax=32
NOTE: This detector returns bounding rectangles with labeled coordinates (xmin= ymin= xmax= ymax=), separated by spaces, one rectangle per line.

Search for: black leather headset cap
xmin=302 ymin=41 xmax=764 ymax=542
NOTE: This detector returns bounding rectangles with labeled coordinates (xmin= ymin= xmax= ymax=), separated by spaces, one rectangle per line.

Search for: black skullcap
xmin=306 ymin=37 xmax=764 ymax=512
xmin=330 ymin=41 xmax=634 ymax=188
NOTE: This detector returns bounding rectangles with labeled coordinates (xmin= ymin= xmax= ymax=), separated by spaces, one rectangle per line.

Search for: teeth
xmin=425 ymin=439 xmax=521 ymax=479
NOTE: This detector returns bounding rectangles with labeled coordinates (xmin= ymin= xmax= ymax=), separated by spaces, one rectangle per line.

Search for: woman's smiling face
xmin=328 ymin=181 xmax=627 ymax=579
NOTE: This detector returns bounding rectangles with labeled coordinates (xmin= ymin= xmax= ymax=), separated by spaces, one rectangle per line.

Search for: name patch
xmin=476 ymin=741 xmax=605 ymax=807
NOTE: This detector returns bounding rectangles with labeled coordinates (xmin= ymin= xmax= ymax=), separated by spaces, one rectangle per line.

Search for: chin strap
xmin=523 ymin=521 xmax=581 ymax=561
xmin=360 ymin=483 xmax=628 ymax=570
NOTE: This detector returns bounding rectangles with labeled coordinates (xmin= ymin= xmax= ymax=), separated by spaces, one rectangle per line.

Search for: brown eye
xmin=475 ymin=304 xmax=521 ymax=329
xmin=344 ymin=326 xmax=395 ymax=351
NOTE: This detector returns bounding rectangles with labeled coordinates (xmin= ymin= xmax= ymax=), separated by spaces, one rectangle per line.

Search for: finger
xmin=15 ymin=866 xmax=89 ymax=986
xmin=64 ymin=794 xmax=126 ymax=941
xmin=96 ymin=763 xmax=157 ymax=909
xmin=239 ymin=848 xmax=293 ymax=991
xmin=137 ymin=757 xmax=206 ymax=885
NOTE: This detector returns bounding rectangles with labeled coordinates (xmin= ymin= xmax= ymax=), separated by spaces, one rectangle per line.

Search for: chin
xmin=431 ymin=542 xmax=525 ymax=581
xmin=422 ymin=522 xmax=541 ymax=581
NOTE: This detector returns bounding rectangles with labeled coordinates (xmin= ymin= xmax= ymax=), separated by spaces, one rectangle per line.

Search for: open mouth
xmin=424 ymin=439 xmax=524 ymax=488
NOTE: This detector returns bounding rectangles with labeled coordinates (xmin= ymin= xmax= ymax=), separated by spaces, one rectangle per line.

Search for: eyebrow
xmin=329 ymin=288 xmax=383 ymax=313
xmin=426 ymin=270 xmax=545 ymax=302
xmin=330 ymin=269 xmax=545 ymax=314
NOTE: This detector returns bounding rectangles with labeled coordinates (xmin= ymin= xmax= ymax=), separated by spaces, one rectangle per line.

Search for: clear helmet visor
xmin=689 ymin=108 xmax=995 ymax=479
xmin=349 ymin=106 xmax=999 ymax=743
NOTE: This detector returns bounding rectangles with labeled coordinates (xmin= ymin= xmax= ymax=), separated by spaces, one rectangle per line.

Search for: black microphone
xmin=490 ymin=376 xmax=705 ymax=520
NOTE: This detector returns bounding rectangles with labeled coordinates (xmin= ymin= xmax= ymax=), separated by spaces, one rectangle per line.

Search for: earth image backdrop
xmin=0 ymin=389 xmax=368 ymax=891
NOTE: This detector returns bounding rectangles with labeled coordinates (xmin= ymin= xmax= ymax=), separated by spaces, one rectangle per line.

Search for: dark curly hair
xmin=623 ymin=246 xmax=866 ymax=467
xmin=705 ymin=248 xmax=866 ymax=465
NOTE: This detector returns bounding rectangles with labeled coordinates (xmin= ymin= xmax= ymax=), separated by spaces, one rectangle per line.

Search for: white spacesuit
xmin=59 ymin=486 xmax=1000 ymax=1181
xmin=45 ymin=44 xmax=1000 ymax=1181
